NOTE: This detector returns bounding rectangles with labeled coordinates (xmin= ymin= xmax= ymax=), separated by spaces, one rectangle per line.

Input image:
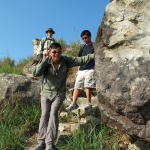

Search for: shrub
xmin=0 ymin=57 xmax=23 ymax=74
xmin=64 ymin=41 xmax=82 ymax=57
xmin=17 ymin=56 xmax=33 ymax=69
xmin=56 ymin=38 xmax=68 ymax=53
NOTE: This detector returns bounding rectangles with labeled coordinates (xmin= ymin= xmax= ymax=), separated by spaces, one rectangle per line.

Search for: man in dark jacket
xmin=66 ymin=30 xmax=95 ymax=111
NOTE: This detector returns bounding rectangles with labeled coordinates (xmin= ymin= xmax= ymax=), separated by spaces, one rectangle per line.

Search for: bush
xmin=0 ymin=57 xmax=23 ymax=74
xmin=56 ymin=38 xmax=68 ymax=53
xmin=64 ymin=41 xmax=82 ymax=57
xmin=16 ymin=56 xmax=33 ymax=73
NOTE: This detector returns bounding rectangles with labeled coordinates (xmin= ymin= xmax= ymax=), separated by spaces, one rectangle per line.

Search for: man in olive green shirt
xmin=32 ymin=42 xmax=94 ymax=150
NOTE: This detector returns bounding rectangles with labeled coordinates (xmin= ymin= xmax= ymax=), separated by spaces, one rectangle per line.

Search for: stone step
xmin=71 ymin=106 xmax=101 ymax=117
xmin=59 ymin=117 xmax=101 ymax=133
xmin=65 ymin=96 xmax=98 ymax=107
xmin=76 ymin=96 xmax=98 ymax=107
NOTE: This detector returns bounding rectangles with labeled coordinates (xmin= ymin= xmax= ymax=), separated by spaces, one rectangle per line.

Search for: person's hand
xmin=43 ymin=47 xmax=50 ymax=58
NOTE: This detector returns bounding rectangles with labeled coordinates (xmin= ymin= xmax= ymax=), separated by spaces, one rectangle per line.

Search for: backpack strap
xmin=61 ymin=56 xmax=69 ymax=73
xmin=41 ymin=37 xmax=55 ymax=51
xmin=78 ymin=43 xmax=94 ymax=57
xmin=41 ymin=37 xmax=47 ymax=52
xmin=78 ymin=44 xmax=86 ymax=57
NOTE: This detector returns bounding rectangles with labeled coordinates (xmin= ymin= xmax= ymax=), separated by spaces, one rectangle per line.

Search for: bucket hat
xmin=45 ymin=28 xmax=55 ymax=34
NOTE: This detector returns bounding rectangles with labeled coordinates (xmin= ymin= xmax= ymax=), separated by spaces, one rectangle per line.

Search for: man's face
xmin=47 ymin=31 xmax=53 ymax=37
xmin=82 ymin=35 xmax=91 ymax=44
xmin=49 ymin=47 xmax=62 ymax=62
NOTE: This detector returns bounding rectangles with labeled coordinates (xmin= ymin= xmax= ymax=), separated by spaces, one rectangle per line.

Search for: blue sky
xmin=0 ymin=0 xmax=110 ymax=64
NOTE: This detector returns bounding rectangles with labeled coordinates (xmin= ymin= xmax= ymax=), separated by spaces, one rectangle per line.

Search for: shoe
xmin=66 ymin=102 xmax=79 ymax=110
xmin=45 ymin=143 xmax=55 ymax=150
xmin=84 ymin=103 xmax=92 ymax=110
xmin=35 ymin=143 xmax=45 ymax=150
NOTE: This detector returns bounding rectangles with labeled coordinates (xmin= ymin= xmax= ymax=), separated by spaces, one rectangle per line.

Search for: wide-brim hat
xmin=45 ymin=28 xmax=55 ymax=34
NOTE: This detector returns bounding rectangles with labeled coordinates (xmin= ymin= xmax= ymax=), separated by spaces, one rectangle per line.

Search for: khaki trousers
xmin=38 ymin=95 xmax=63 ymax=145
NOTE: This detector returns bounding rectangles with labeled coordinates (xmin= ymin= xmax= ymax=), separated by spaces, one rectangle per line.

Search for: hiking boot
xmin=45 ymin=143 xmax=55 ymax=150
xmin=66 ymin=102 xmax=79 ymax=111
xmin=35 ymin=143 xmax=45 ymax=150
xmin=84 ymin=103 xmax=92 ymax=110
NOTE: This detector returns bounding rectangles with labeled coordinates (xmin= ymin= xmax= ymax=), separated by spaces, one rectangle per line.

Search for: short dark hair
xmin=80 ymin=30 xmax=91 ymax=37
xmin=50 ymin=42 xmax=62 ymax=49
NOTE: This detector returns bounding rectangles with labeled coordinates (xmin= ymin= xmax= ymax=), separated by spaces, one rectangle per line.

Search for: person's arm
xmin=32 ymin=50 xmax=50 ymax=77
xmin=65 ymin=53 xmax=94 ymax=68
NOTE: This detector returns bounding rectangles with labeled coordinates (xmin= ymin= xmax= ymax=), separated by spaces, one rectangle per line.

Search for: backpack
xmin=78 ymin=43 xmax=94 ymax=57
xmin=39 ymin=37 xmax=55 ymax=58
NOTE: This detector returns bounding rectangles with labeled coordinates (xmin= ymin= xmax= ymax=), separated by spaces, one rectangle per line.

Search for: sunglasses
xmin=82 ymin=36 xmax=88 ymax=40
xmin=51 ymin=50 xmax=62 ymax=54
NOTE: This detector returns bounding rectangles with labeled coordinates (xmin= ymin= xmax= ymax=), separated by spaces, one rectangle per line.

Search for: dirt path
xmin=25 ymin=133 xmax=38 ymax=150
xmin=25 ymin=131 xmax=71 ymax=150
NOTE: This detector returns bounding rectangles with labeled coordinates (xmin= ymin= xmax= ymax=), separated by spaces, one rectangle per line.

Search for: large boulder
xmin=95 ymin=0 xmax=150 ymax=141
xmin=0 ymin=73 xmax=41 ymax=106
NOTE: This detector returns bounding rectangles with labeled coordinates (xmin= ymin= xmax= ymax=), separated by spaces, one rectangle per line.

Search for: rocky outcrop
xmin=0 ymin=73 xmax=41 ymax=106
xmin=32 ymin=38 xmax=41 ymax=55
xmin=22 ymin=39 xmax=41 ymax=76
xmin=95 ymin=0 xmax=150 ymax=141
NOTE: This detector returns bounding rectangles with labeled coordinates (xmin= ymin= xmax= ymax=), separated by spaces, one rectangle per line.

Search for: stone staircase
xmin=25 ymin=96 xmax=100 ymax=150
xmin=59 ymin=96 xmax=101 ymax=133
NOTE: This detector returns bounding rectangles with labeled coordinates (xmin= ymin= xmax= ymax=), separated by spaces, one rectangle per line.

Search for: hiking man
xmin=66 ymin=30 xmax=96 ymax=111
xmin=32 ymin=28 xmax=55 ymax=66
xmin=33 ymin=42 xmax=94 ymax=150
xmin=37 ymin=28 xmax=55 ymax=58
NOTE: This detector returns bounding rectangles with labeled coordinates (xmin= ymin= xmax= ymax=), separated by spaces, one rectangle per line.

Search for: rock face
xmin=32 ymin=38 xmax=41 ymax=55
xmin=22 ymin=38 xmax=41 ymax=76
xmin=0 ymin=73 xmax=41 ymax=106
xmin=95 ymin=0 xmax=150 ymax=141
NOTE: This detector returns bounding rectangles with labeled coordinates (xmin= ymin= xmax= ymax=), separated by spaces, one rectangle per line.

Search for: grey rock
xmin=32 ymin=38 xmax=41 ymax=55
xmin=59 ymin=111 xmax=68 ymax=117
xmin=72 ymin=106 xmax=100 ymax=118
xmin=0 ymin=73 xmax=41 ymax=106
xmin=95 ymin=0 xmax=150 ymax=141
xmin=85 ymin=115 xmax=101 ymax=125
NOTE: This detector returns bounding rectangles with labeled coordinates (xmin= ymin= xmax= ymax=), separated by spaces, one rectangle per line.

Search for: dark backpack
xmin=78 ymin=43 xmax=94 ymax=57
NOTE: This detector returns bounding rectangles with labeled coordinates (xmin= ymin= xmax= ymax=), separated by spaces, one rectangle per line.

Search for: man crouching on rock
xmin=32 ymin=42 xmax=94 ymax=150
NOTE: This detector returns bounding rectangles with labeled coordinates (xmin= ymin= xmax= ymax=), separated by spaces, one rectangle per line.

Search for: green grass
xmin=16 ymin=56 xmax=33 ymax=70
xmin=0 ymin=100 xmax=41 ymax=150
xmin=0 ymin=56 xmax=32 ymax=75
xmin=56 ymin=123 xmax=119 ymax=150
xmin=64 ymin=41 xmax=82 ymax=57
